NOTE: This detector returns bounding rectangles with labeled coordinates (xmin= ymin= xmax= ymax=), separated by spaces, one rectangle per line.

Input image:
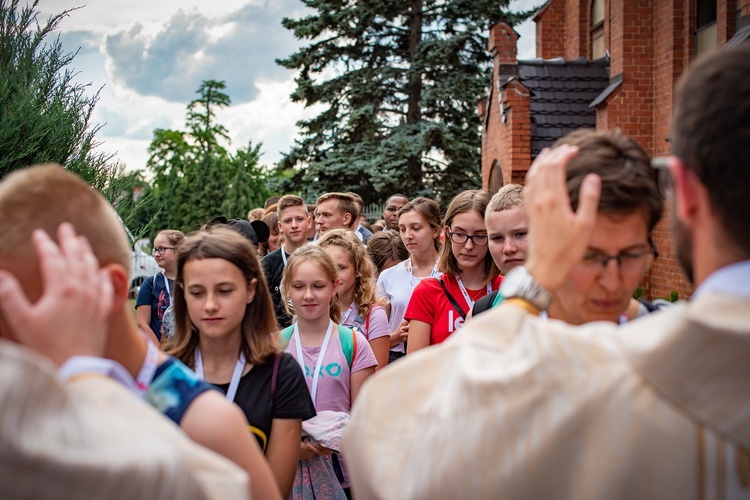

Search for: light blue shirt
xmin=692 ymin=260 xmax=750 ymax=300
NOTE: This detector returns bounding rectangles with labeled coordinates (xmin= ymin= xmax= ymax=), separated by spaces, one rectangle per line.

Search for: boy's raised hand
xmin=0 ymin=223 xmax=114 ymax=366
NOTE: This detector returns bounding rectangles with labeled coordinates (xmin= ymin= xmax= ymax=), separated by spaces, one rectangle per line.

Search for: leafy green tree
xmin=277 ymin=0 xmax=533 ymax=203
xmin=0 ymin=0 xmax=115 ymax=192
xmin=221 ymin=141 xmax=271 ymax=219
xmin=141 ymin=80 xmax=271 ymax=234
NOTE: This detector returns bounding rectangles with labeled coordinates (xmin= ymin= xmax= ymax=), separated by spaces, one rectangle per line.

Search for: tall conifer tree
xmin=276 ymin=0 xmax=533 ymax=202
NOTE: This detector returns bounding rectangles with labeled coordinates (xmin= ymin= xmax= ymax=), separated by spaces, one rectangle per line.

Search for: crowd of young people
xmin=2 ymin=44 xmax=748 ymax=500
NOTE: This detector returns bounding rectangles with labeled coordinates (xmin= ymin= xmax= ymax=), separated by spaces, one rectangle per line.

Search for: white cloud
xmin=37 ymin=0 xmax=543 ymax=172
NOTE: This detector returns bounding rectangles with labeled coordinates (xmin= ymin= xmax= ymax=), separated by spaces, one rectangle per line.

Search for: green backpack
xmin=278 ymin=324 xmax=358 ymax=368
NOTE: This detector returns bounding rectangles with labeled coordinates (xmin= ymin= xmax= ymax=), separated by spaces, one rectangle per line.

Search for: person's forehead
xmin=280 ymin=206 xmax=308 ymax=219
xmin=587 ymin=211 xmax=649 ymax=250
xmin=451 ymin=210 xmax=485 ymax=229
xmin=318 ymin=199 xmax=341 ymax=212
xmin=486 ymin=207 xmax=527 ymax=232
xmin=398 ymin=210 xmax=427 ymax=225
xmin=387 ymin=196 xmax=408 ymax=207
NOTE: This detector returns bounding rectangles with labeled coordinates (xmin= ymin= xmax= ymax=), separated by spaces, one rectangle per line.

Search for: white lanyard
xmin=194 ymin=347 xmax=247 ymax=402
xmin=134 ymin=338 xmax=159 ymax=397
xmin=293 ymin=320 xmax=334 ymax=408
xmin=160 ymin=272 xmax=172 ymax=305
xmin=280 ymin=244 xmax=288 ymax=267
xmin=407 ymin=257 xmax=439 ymax=288
xmin=341 ymin=302 xmax=357 ymax=325
xmin=455 ymin=276 xmax=492 ymax=309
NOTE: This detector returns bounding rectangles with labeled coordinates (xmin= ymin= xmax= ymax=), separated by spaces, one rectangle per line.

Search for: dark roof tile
xmin=498 ymin=56 xmax=610 ymax=156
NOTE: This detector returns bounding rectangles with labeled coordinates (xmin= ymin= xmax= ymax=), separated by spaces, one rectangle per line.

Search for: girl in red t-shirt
xmin=405 ymin=190 xmax=502 ymax=352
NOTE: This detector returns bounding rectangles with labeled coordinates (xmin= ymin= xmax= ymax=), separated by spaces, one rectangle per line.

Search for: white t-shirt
xmin=376 ymin=261 xmax=441 ymax=353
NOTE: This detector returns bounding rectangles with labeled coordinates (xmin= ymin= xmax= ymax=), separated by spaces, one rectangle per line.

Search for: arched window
xmin=591 ymin=0 xmax=606 ymax=59
xmin=488 ymin=160 xmax=504 ymax=194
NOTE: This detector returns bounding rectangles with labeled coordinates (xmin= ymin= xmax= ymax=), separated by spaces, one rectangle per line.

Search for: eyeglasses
xmin=449 ymin=231 xmax=488 ymax=246
xmin=651 ymin=156 xmax=674 ymax=198
xmin=152 ymin=247 xmax=175 ymax=256
xmin=581 ymin=247 xmax=657 ymax=276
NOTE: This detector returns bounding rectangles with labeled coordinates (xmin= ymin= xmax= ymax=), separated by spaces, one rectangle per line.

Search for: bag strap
xmin=270 ymin=353 xmax=282 ymax=401
xmin=365 ymin=308 xmax=371 ymax=338
xmin=437 ymin=276 xmax=467 ymax=320
xmin=337 ymin=325 xmax=356 ymax=368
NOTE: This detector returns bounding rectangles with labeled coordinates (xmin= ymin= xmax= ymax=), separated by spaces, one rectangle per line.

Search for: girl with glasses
xmin=405 ymin=190 xmax=501 ymax=353
xmin=136 ymin=229 xmax=183 ymax=344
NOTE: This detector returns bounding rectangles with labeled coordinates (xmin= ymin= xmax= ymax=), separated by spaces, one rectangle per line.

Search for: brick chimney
xmin=488 ymin=22 xmax=519 ymax=64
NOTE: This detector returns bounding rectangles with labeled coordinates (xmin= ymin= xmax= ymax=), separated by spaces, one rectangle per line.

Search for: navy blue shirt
xmin=135 ymin=273 xmax=172 ymax=340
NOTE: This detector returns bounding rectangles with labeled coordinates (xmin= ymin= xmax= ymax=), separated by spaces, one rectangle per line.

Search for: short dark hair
xmin=554 ymin=129 xmax=663 ymax=232
xmin=367 ymin=229 xmax=409 ymax=274
xmin=672 ymin=44 xmax=750 ymax=255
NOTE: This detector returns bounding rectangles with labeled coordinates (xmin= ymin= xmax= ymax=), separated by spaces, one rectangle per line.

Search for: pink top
xmin=286 ymin=328 xmax=377 ymax=413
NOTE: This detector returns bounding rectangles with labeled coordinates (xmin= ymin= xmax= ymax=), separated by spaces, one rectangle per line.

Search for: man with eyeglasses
xmin=382 ymin=194 xmax=409 ymax=230
xmin=343 ymin=45 xmax=750 ymax=498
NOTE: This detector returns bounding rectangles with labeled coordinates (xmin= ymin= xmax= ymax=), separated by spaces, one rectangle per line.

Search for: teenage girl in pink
xmin=405 ymin=190 xmax=502 ymax=353
xmin=281 ymin=245 xmax=377 ymax=498
xmin=317 ymin=228 xmax=390 ymax=370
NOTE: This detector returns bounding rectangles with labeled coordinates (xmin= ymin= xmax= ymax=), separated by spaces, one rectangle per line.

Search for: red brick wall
xmin=647 ymin=0 xmax=693 ymax=300
xmin=564 ymin=0 xmax=588 ymax=58
xmin=717 ymin=0 xmax=737 ymax=45
xmin=536 ymin=0 xmax=566 ymax=58
xmin=481 ymin=79 xmax=532 ymax=190
xmin=483 ymin=24 xmax=523 ymax=189
xmin=486 ymin=1 xmax=745 ymax=299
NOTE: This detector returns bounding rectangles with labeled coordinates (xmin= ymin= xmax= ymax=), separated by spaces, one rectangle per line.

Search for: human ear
xmin=104 ymin=263 xmax=130 ymax=313
xmin=246 ymin=278 xmax=258 ymax=304
xmin=671 ymin=157 xmax=699 ymax=223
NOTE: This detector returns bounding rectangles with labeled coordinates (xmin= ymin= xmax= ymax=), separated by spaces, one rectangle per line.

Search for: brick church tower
xmin=480 ymin=0 xmax=750 ymax=300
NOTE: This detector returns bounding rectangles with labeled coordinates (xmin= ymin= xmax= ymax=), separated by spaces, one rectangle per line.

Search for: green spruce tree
xmin=276 ymin=0 xmax=534 ymax=203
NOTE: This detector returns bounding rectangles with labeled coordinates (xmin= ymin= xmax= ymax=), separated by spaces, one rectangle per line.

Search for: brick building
xmin=479 ymin=0 xmax=750 ymax=300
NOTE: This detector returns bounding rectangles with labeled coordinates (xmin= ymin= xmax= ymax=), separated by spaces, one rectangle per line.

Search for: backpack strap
xmin=471 ymin=291 xmax=495 ymax=317
xmin=277 ymin=325 xmax=295 ymax=350
xmin=337 ymin=325 xmax=356 ymax=368
xmin=437 ymin=276 xmax=467 ymax=320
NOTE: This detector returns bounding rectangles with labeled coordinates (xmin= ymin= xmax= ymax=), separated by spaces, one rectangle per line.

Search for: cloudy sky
xmin=39 ymin=0 xmax=540 ymax=172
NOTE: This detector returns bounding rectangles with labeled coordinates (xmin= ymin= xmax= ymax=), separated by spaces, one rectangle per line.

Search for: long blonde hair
xmin=317 ymin=228 xmax=383 ymax=319
xmin=164 ymin=228 xmax=278 ymax=367
xmin=282 ymin=245 xmax=342 ymax=324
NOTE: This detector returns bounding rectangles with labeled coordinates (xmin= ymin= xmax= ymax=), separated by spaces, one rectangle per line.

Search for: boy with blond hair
xmin=0 ymin=164 xmax=281 ymax=500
